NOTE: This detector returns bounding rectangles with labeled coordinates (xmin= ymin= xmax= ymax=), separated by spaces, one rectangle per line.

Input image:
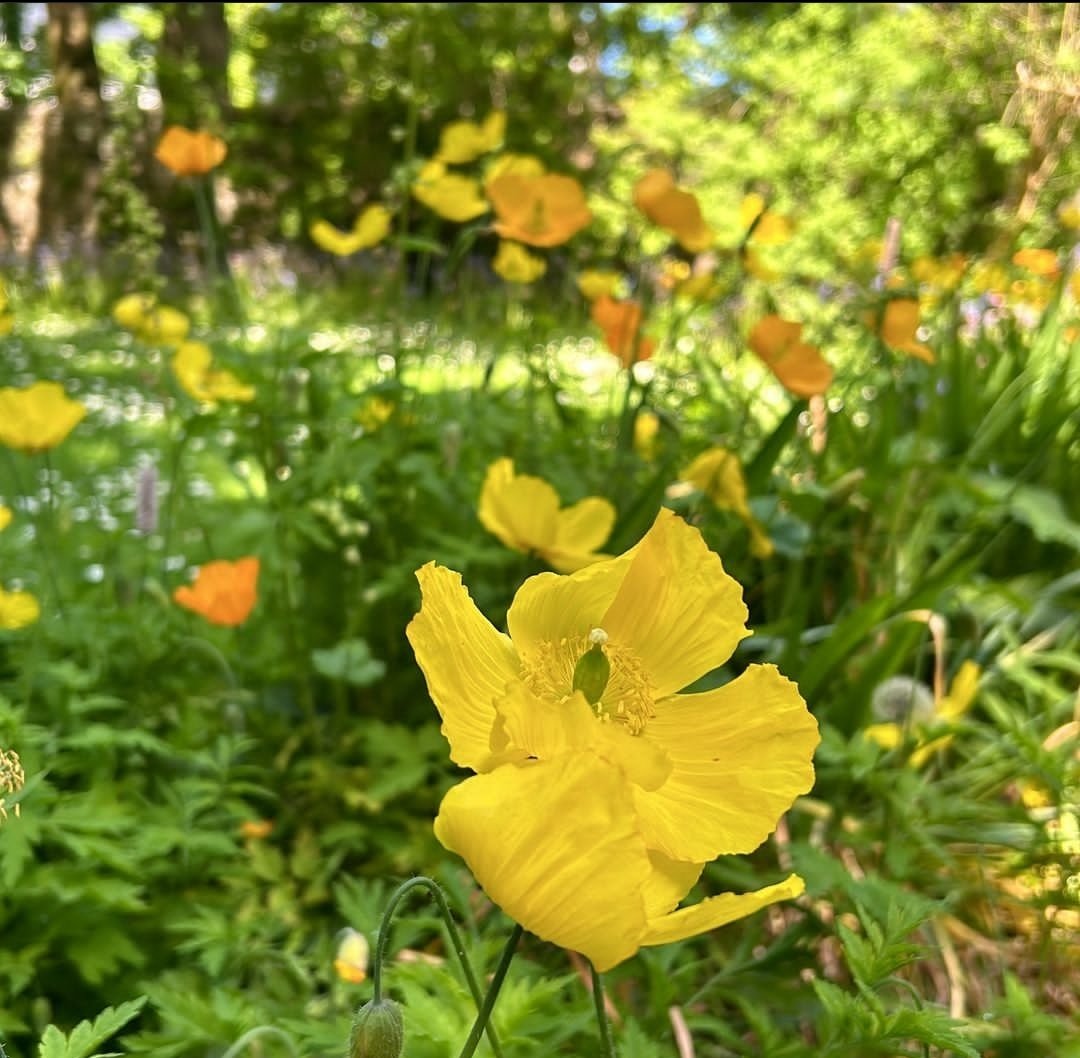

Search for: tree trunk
xmin=157 ymin=3 xmax=231 ymax=127
xmin=35 ymin=2 xmax=105 ymax=254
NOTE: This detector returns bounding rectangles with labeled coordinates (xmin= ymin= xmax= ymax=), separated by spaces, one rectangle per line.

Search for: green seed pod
xmin=572 ymin=629 xmax=610 ymax=707
xmin=349 ymin=998 xmax=404 ymax=1058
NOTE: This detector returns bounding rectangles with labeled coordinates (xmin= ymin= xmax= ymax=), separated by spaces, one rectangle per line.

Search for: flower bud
xmin=348 ymin=998 xmax=404 ymax=1058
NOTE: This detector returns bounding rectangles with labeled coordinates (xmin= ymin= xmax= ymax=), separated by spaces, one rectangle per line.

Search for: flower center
xmin=519 ymin=630 xmax=655 ymax=735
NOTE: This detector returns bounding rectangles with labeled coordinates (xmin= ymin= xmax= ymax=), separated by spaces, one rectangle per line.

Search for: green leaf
xmin=37 ymin=997 xmax=147 ymax=1058
xmin=971 ymin=475 xmax=1080 ymax=551
xmin=311 ymin=639 xmax=386 ymax=686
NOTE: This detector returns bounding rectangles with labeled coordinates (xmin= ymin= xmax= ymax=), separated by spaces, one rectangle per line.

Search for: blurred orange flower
xmin=487 ymin=171 xmax=591 ymax=247
xmin=154 ymin=126 xmax=227 ymax=177
xmin=1012 ymin=248 xmax=1060 ymax=279
xmin=239 ymin=819 xmax=273 ymax=840
xmin=633 ymin=169 xmax=713 ymax=253
xmin=749 ymin=316 xmax=833 ymax=398
xmin=174 ymin=557 xmax=260 ymax=626
xmin=0 ymin=381 xmax=86 ymax=453
xmin=590 ymin=296 xmax=656 ymax=367
xmin=877 ymin=299 xmax=934 ymax=363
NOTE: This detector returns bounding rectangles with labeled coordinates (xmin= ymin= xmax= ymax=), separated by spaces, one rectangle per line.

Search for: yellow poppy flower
xmin=739 ymin=193 xmax=793 ymax=246
xmin=334 ymin=928 xmax=370 ymax=984
xmin=748 ymin=316 xmax=833 ymax=398
xmin=487 ymin=171 xmax=591 ymax=247
xmin=407 ymin=509 xmax=818 ymax=971
xmin=590 ymin=296 xmax=656 ymax=367
xmin=1012 ymin=248 xmax=1060 ymax=279
xmin=478 ymin=458 xmax=615 ymax=573
xmin=413 ymin=161 xmax=489 ymax=223
xmin=311 ymin=204 xmax=392 ymax=256
xmin=634 ymin=411 xmax=660 ymax=461
xmin=576 ymin=270 xmax=624 ymax=302
xmin=633 ymin=169 xmax=714 ymax=253
xmin=492 ymin=241 xmax=546 ymax=284
xmin=0 ymin=381 xmax=86 ymax=454
xmin=171 ymin=342 xmax=255 ymax=404
xmin=680 ymin=447 xmax=773 ymax=558
xmin=0 ymin=506 xmax=11 ymax=532
xmin=113 ymin=294 xmax=190 ymax=346
xmin=154 ymin=126 xmax=227 ymax=177
xmin=0 ymin=586 xmax=40 ymax=630
xmin=484 ymin=153 xmax=545 ymax=189
xmin=877 ymin=298 xmax=934 ymax=364
xmin=436 ymin=111 xmax=506 ymax=164
xmin=864 ymin=661 xmax=981 ymax=768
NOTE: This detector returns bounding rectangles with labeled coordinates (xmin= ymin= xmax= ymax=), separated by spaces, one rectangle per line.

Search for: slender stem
xmin=456 ymin=924 xmax=523 ymax=1058
xmin=220 ymin=1026 xmax=300 ymax=1058
xmin=590 ymin=962 xmax=618 ymax=1058
xmin=37 ymin=451 xmax=67 ymax=621
xmin=192 ymin=177 xmax=220 ymax=285
xmin=371 ymin=876 xmax=505 ymax=1058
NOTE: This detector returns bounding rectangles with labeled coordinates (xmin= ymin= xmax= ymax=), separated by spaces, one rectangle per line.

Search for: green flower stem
xmin=590 ymin=962 xmax=618 ymax=1058
xmin=220 ymin=1026 xmax=300 ymax=1058
xmin=456 ymin=923 xmax=523 ymax=1058
xmin=175 ymin=635 xmax=237 ymax=689
xmin=37 ymin=451 xmax=68 ymax=622
xmin=192 ymin=176 xmax=221 ymax=284
xmin=372 ymin=876 xmax=505 ymax=1058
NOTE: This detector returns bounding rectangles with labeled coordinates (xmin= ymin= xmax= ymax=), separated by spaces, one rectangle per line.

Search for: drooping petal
xmin=634 ymin=665 xmax=818 ymax=861
xmin=641 ymin=850 xmax=706 ymax=919
xmin=434 ymin=753 xmax=651 ymax=972
xmin=406 ymin=563 xmax=520 ymax=770
xmin=642 ymin=874 xmax=805 ymax=948
xmin=602 ymin=509 xmax=749 ymax=697
xmin=552 ymin=497 xmax=616 ymax=556
xmin=478 ymin=459 xmax=561 ymax=555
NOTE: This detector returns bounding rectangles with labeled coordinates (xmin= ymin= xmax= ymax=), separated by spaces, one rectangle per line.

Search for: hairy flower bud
xmin=348 ymin=998 xmax=404 ymax=1058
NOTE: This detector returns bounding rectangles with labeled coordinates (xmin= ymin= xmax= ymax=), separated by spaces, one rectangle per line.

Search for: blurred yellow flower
xmin=912 ymin=253 xmax=967 ymax=291
xmin=969 ymin=261 xmax=1008 ymax=296
xmin=633 ymin=169 xmax=714 ymax=253
xmin=0 ymin=381 xmax=86 ymax=453
xmin=680 ymin=447 xmax=773 ymax=558
xmin=740 ymin=193 xmax=793 ymax=246
xmin=1059 ymin=200 xmax=1080 ymax=230
xmin=493 ymin=240 xmax=546 ymax=284
xmin=749 ymin=316 xmax=833 ymax=398
xmin=113 ymin=294 xmax=191 ymax=346
xmin=0 ymin=586 xmax=40 ymax=630
xmin=484 ymin=153 xmax=545 ymax=189
xmin=310 ymin=204 xmax=392 ymax=256
xmin=675 ymin=270 xmax=722 ymax=302
xmin=876 ymin=299 xmax=934 ymax=363
xmin=1012 ymin=248 xmax=1060 ymax=279
xmin=0 ymin=506 xmax=11 ymax=532
xmin=576 ymin=269 xmax=624 ymax=302
xmin=634 ymin=410 xmax=660 ymax=461
xmin=334 ymin=928 xmax=370 ymax=984
xmin=171 ymin=342 xmax=255 ymax=404
xmin=413 ymin=161 xmax=489 ymax=223
xmin=487 ymin=170 xmax=591 ymax=247
xmin=239 ymin=819 xmax=273 ymax=840
xmin=478 ymin=457 xmax=615 ymax=573
xmin=436 ymin=111 xmax=506 ymax=164
xmin=407 ymin=508 xmax=818 ymax=971
xmin=591 ymin=295 xmax=656 ymax=367
xmin=174 ymin=556 xmax=260 ymax=626
xmin=865 ymin=661 xmax=981 ymax=767
xmin=355 ymin=396 xmax=397 ymax=432
xmin=154 ymin=125 xmax=227 ymax=177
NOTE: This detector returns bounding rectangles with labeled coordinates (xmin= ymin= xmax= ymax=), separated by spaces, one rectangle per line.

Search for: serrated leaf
xmin=38 ymin=996 xmax=146 ymax=1058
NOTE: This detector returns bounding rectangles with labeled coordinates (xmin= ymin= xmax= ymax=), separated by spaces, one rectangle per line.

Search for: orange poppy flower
xmin=591 ymin=295 xmax=656 ymax=367
xmin=748 ymin=316 xmax=833 ymax=398
xmin=633 ymin=169 xmax=713 ymax=253
xmin=877 ymin=299 xmax=934 ymax=363
xmin=487 ymin=171 xmax=591 ymax=247
xmin=173 ymin=557 xmax=259 ymax=626
xmin=155 ymin=126 xmax=227 ymax=177
xmin=1012 ymin=248 xmax=1060 ymax=279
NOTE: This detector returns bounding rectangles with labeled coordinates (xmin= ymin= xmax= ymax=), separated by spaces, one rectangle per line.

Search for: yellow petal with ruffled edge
xmin=488 ymin=683 xmax=671 ymax=790
xmin=434 ymin=753 xmax=652 ymax=972
xmin=478 ymin=458 xmax=561 ymax=555
xmin=643 ymin=874 xmax=805 ymax=948
xmin=406 ymin=563 xmax=520 ymax=770
xmin=601 ymin=509 xmax=749 ymax=697
xmin=634 ymin=665 xmax=818 ymax=861
xmin=552 ymin=497 xmax=616 ymax=556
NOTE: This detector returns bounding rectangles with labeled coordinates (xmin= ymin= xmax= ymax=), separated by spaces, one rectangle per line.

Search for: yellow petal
xmin=937 ymin=660 xmax=980 ymax=722
xmin=311 ymin=219 xmax=366 ymax=256
xmin=908 ymin=734 xmax=954 ymax=769
xmin=138 ymin=305 xmax=190 ymax=346
xmin=552 ymin=497 xmax=616 ymax=556
xmin=478 ymin=458 xmax=560 ymax=555
xmin=0 ymin=381 xmax=87 ymax=453
xmin=0 ymin=587 xmax=41 ymax=630
xmin=863 ymin=722 xmax=903 ymax=750
xmin=492 ymin=240 xmax=547 ymax=284
xmin=601 ymin=509 xmax=749 ymax=697
xmin=434 ymin=753 xmax=651 ymax=972
xmin=112 ymin=292 xmax=157 ymax=330
xmin=642 ymin=874 xmax=805 ymax=948
xmin=641 ymin=851 xmax=706 ymax=919
xmin=635 ymin=665 xmax=819 ymax=861
xmin=406 ymin=563 xmax=520 ymax=770
xmin=0 ymin=506 xmax=11 ymax=532
xmin=480 ymin=110 xmax=507 ymax=151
